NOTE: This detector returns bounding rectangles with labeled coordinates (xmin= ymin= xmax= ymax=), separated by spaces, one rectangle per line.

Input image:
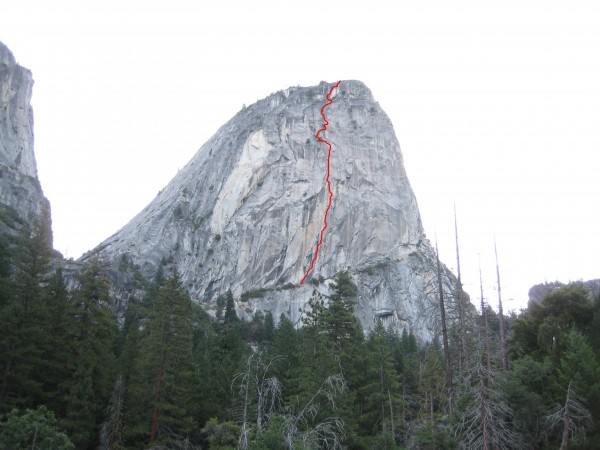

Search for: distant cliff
xmin=0 ymin=41 xmax=51 ymax=239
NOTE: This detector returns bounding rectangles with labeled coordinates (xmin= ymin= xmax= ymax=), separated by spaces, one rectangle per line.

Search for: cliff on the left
xmin=0 ymin=40 xmax=52 ymax=243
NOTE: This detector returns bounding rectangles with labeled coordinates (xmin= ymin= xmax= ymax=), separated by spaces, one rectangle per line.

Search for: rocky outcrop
xmin=85 ymin=80 xmax=460 ymax=342
xmin=0 ymin=41 xmax=51 ymax=237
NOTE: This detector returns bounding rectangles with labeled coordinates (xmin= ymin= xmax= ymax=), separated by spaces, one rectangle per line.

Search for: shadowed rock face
xmin=0 ymin=41 xmax=51 ymax=236
xmin=86 ymin=80 xmax=458 ymax=341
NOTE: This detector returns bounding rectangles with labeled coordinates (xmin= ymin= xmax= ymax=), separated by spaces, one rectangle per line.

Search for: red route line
xmin=300 ymin=80 xmax=342 ymax=284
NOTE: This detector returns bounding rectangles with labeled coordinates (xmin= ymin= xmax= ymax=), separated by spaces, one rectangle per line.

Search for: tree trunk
xmin=480 ymin=371 xmax=490 ymax=450
xmin=380 ymin=361 xmax=385 ymax=432
xmin=429 ymin=391 xmax=434 ymax=424
xmin=561 ymin=384 xmax=572 ymax=450
xmin=436 ymin=241 xmax=453 ymax=401
xmin=495 ymin=240 xmax=508 ymax=372
xmin=150 ymin=378 xmax=162 ymax=442
xmin=479 ymin=264 xmax=492 ymax=380
xmin=454 ymin=206 xmax=469 ymax=375
xmin=150 ymin=348 xmax=168 ymax=442
xmin=0 ymin=356 xmax=13 ymax=404
xmin=388 ymin=389 xmax=395 ymax=439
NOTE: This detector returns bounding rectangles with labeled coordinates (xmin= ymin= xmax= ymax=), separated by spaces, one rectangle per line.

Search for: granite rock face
xmin=86 ymin=80 xmax=458 ymax=341
xmin=0 ymin=41 xmax=51 ymax=236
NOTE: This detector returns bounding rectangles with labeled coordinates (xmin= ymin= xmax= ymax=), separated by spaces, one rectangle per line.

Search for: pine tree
xmin=262 ymin=311 xmax=275 ymax=345
xmin=224 ymin=289 xmax=238 ymax=326
xmin=40 ymin=268 xmax=75 ymax=418
xmin=129 ymin=272 xmax=196 ymax=446
xmin=271 ymin=314 xmax=300 ymax=400
xmin=99 ymin=375 xmax=125 ymax=450
xmin=302 ymin=273 xmax=364 ymax=444
xmin=0 ymin=221 xmax=51 ymax=410
xmin=0 ymin=231 xmax=13 ymax=303
xmin=418 ymin=342 xmax=446 ymax=425
xmin=60 ymin=259 xmax=117 ymax=449
xmin=398 ymin=328 xmax=419 ymax=394
xmin=188 ymin=301 xmax=217 ymax=433
xmin=201 ymin=287 xmax=249 ymax=423
xmin=322 ymin=273 xmax=362 ymax=359
xmin=297 ymin=290 xmax=334 ymax=388
xmin=360 ymin=321 xmax=401 ymax=439
xmin=558 ymin=329 xmax=600 ymax=429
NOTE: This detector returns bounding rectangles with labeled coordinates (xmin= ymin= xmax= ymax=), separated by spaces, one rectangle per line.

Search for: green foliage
xmin=247 ymin=415 xmax=289 ymax=450
xmin=124 ymin=271 xmax=196 ymax=446
xmin=263 ymin=311 xmax=275 ymax=344
xmin=201 ymin=291 xmax=250 ymax=424
xmin=202 ymin=418 xmax=239 ymax=449
xmin=367 ymin=431 xmax=404 ymax=449
xmin=0 ymin=232 xmax=13 ymax=301
xmin=418 ymin=341 xmax=447 ymax=421
xmin=358 ymin=261 xmax=391 ymax=276
xmin=241 ymin=287 xmax=271 ymax=301
xmin=359 ymin=321 xmax=402 ymax=436
xmin=40 ymin=268 xmax=76 ymax=417
xmin=0 ymin=406 xmax=74 ymax=450
xmin=272 ymin=314 xmax=301 ymax=397
xmin=503 ymin=355 xmax=554 ymax=446
xmin=511 ymin=283 xmax=593 ymax=362
xmin=61 ymin=259 xmax=118 ymax=448
xmin=224 ymin=289 xmax=238 ymax=324
xmin=3 ymin=224 xmax=600 ymax=450
xmin=508 ymin=283 xmax=600 ymax=447
xmin=413 ymin=422 xmax=457 ymax=449
xmin=332 ymin=271 xmax=358 ymax=298
xmin=0 ymin=221 xmax=57 ymax=411
xmin=589 ymin=292 xmax=600 ymax=361
xmin=99 ymin=375 xmax=125 ymax=450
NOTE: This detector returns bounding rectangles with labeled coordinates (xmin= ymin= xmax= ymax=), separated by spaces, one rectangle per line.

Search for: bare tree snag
xmin=435 ymin=239 xmax=453 ymax=401
xmin=479 ymin=262 xmax=492 ymax=379
xmin=494 ymin=239 xmax=508 ymax=372
xmin=454 ymin=205 xmax=469 ymax=375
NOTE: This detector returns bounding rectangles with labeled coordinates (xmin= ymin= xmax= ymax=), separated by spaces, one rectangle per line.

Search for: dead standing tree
xmin=231 ymin=351 xmax=283 ymax=449
xmin=454 ymin=205 xmax=469 ymax=376
xmin=494 ymin=240 xmax=508 ymax=372
xmin=544 ymin=381 xmax=592 ymax=450
xmin=232 ymin=351 xmax=347 ymax=450
xmin=435 ymin=239 xmax=454 ymax=404
xmin=454 ymin=351 xmax=522 ymax=450
xmin=479 ymin=261 xmax=492 ymax=379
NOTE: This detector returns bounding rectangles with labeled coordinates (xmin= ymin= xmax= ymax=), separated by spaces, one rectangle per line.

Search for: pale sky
xmin=2 ymin=0 xmax=599 ymax=311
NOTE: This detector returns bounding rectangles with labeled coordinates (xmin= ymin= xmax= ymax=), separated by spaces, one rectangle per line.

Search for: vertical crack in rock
xmin=84 ymin=80 xmax=461 ymax=342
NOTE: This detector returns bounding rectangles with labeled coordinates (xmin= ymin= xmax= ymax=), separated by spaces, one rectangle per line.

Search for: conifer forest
xmin=1 ymin=218 xmax=600 ymax=449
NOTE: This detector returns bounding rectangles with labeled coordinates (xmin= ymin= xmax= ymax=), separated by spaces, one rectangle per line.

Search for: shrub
xmin=0 ymin=406 xmax=74 ymax=450
xmin=241 ymin=288 xmax=271 ymax=301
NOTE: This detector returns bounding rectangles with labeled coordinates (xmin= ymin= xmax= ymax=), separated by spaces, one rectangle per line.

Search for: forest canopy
xmin=1 ymin=227 xmax=599 ymax=449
